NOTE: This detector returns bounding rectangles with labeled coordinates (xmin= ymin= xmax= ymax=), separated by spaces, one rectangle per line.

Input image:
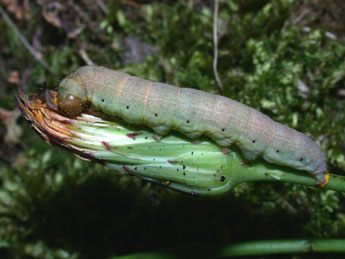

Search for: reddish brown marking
xmin=244 ymin=107 xmax=252 ymax=130
xmin=144 ymin=81 xmax=153 ymax=105
xmin=268 ymin=121 xmax=278 ymax=150
xmin=62 ymin=119 xmax=73 ymax=124
xmin=168 ymin=159 xmax=177 ymax=164
xmin=85 ymin=151 xmax=94 ymax=158
xmin=207 ymin=94 xmax=217 ymax=132
xmin=122 ymin=165 xmax=130 ymax=173
xmin=118 ymin=75 xmax=131 ymax=97
xmin=176 ymin=87 xmax=181 ymax=109
xmin=101 ymin=141 xmax=112 ymax=150
xmin=126 ymin=132 xmax=140 ymax=140
xmin=91 ymin=66 xmax=100 ymax=96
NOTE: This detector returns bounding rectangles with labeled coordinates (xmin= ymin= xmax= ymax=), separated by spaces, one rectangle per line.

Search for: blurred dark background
xmin=0 ymin=1 xmax=344 ymax=258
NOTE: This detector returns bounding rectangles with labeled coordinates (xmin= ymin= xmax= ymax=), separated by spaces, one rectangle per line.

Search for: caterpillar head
xmin=57 ymin=93 xmax=84 ymax=116
xmin=57 ymin=75 xmax=88 ymax=116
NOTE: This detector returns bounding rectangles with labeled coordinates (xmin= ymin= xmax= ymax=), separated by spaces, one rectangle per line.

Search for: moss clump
xmin=0 ymin=0 xmax=344 ymax=258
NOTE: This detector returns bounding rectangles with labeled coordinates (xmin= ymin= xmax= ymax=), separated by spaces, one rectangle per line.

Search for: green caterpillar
xmin=56 ymin=65 xmax=329 ymax=186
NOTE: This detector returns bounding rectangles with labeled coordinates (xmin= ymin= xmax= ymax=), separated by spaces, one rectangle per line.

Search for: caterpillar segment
xmin=56 ymin=66 xmax=329 ymax=187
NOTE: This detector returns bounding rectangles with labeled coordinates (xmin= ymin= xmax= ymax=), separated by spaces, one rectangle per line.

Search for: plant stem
xmin=114 ymin=239 xmax=345 ymax=258
xmin=231 ymin=156 xmax=345 ymax=192
xmin=16 ymin=91 xmax=345 ymax=195
xmin=0 ymin=6 xmax=53 ymax=73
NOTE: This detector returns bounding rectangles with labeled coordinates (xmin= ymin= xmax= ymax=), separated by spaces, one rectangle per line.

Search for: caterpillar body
xmin=56 ymin=65 xmax=328 ymax=186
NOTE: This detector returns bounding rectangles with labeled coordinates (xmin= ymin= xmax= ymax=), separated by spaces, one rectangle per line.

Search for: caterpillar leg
xmin=241 ymin=160 xmax=249 ymax=166
xmin=316 ymin=172 xmax=330 ymax=187
xmin=152 ymin=133 xmax=162 ymax=141
xmin=152 ymin=125 xmax=168 ymax=141
xmin=44 ymin=90 xmax=59 ymax=112
xmin=152 ymin=125 xmax=170 ymax=135
xmin=221 ymin=147 xmax=231 ymax=154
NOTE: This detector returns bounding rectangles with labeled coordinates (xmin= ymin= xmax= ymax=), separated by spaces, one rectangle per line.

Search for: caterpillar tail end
xmin=316 ymin=172 xmax=330 ymax=188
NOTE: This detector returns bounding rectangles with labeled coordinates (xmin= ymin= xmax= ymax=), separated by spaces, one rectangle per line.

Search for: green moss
xmin=1 ymin=0 xmax=344 ymax=257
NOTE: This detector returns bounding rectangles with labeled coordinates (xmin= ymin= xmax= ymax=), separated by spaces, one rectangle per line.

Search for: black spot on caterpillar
xmin=56 ymin=65 xmax=328 ymax=186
